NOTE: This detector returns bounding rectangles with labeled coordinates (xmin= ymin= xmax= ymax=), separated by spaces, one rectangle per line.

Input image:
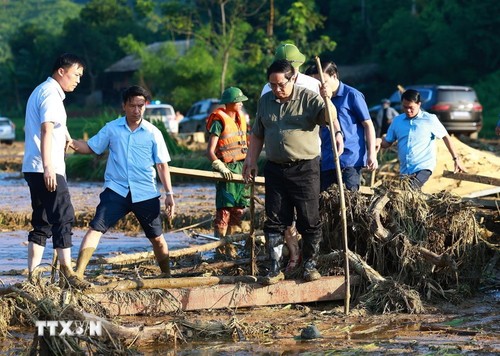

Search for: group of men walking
xmin=22 ymin=44 xmax=465 ymax=288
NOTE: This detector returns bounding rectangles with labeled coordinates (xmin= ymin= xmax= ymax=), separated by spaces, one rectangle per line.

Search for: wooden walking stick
xmin=314 ymin=56 xmax=351 ymax=314
xmin=249 ymin=174 xmax=257 ymax=275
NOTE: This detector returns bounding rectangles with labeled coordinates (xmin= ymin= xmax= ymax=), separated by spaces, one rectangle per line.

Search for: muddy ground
xmin=1 ymin=141 xmax=499 ymax=354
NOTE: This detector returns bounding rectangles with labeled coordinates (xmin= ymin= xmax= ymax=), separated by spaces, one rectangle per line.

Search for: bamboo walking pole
xmin=249 ymin=175 xmax=257 ymax=275
xmin=314 ymin=56 xmax=351 ymax=314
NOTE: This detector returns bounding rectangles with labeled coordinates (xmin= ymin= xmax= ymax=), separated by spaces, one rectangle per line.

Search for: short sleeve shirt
xmin=88 ymin=117 xmax=171 ymax=203
xmin=320 ymin=82 xmax=371 ymax=170
xmin=253 ymin=86 xmax=324 ymax=163
xmin=22 ymin=77 xmax=68 ymax=175
xmin=385 ymin=110 xmax=448 ymax=174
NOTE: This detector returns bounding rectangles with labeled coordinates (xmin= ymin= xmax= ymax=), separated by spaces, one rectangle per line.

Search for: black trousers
xmin=264 ymin=158 xmax=322 ymax=262
xmin=24 ymin=172 xmax=74 ymax=249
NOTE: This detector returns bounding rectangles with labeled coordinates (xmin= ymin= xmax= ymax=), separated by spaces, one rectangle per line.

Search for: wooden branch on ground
xmin=442 ymin=170 xmax=500 ymax=187
xmin=91 ymin=233 xmax=249 ymax=265
xmin=370 ymin=193 xmax=391 ymax=240
xmin=85 ymin=275 xmax=258 ymax=293
xmin=416 ymin=246 xmax=457 ymax=270
xmin=172 ymin=256 xmax=267 ymax=276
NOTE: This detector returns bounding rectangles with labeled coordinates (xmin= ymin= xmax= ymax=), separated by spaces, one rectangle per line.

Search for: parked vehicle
xmin=144 ymin=102 xmax=178 ymax=134
xmin=369 ymin=85 xmax=483 ymax=138
xmin=178 ymin=98 xmax=250 ymax=134
xmin=0 ymin=117 xmax=15 ymax=144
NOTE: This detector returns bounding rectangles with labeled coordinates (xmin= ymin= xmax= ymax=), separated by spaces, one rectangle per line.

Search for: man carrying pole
xmin=243 ymin=59 xmax=343 ymax=285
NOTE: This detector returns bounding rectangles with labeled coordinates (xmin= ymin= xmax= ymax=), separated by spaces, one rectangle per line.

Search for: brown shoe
xmin=65 ymin=275 xmax=94 ymax=290
xmin=303 ymin=268 xmax=321 ymax=282
xmin=261 ymin=271 xmax=284 ymax=285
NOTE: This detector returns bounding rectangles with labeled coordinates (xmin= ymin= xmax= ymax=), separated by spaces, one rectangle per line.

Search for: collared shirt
xmin=320 ymin=81 xmax=371 ymax=170
xmin=385 ymin=110 xmax=448 ymax=174
xmin=22 ymin=77 xmax=68 ymax=175
xmin=88 ymin=117 xmax=171 ymax=203
xmin=253 ymin=86 xmax=324 ymax=163
xmin=260 ymin=72 xmax=320 ymax=97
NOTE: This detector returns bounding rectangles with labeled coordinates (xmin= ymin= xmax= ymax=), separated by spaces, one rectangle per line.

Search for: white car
xmin=144 ymin=103 xmax=178 ymax=134
xmin=0 ymin=117 xmax=15 ymax=145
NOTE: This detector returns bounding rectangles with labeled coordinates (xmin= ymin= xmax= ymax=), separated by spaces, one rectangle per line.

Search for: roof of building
xmin=105 ymin=40 xmax=193 ymax=73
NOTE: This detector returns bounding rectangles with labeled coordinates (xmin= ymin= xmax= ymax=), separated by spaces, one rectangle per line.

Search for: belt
xmin=270 ymin=160 xmax=304 ymax=168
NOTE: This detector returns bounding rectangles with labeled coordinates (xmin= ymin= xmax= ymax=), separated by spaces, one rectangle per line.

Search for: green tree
xmin=58 ymin=0 xmax=155 ymax=94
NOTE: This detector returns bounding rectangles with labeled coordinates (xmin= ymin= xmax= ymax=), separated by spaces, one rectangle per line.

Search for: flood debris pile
xmin=319 ymin=181 xmax=497 ymax=313
xmin=0 ymin=279 xmax=127 ymax=354
xmin=0 ymin=276 xmax=187 ymax=354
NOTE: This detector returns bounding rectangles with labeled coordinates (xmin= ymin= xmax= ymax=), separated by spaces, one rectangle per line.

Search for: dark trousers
xmin=320 ymin=166 xmax=362 ymax=192
xmin=264 ymin=158 xmax=322 ymax=262
xmin=405 ymin=169 xmax=432 ymax=189
xmin=24 ymin=172 xmax=74 ymax=249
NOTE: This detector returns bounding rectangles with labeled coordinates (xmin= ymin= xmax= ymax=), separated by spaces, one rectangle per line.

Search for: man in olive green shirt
xmin=243 ymin=59 xmax=343 ymax=284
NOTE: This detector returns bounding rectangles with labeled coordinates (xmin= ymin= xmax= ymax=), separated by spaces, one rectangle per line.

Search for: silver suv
xmin=0 ymin=117 xmax=15 ymax=144
xmin=370 ymin=85 xmax=483 ymax=138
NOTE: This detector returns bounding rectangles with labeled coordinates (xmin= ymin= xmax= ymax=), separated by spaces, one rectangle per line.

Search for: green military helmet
xmin=220 ymin=87 xmax=248 ymax=104
xmin=274 ymin=43 xmax=306 ymax=68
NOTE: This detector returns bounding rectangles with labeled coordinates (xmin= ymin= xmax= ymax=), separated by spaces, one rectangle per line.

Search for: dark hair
xmin=122 ymin=85 xmax=150 ymax=104
xmin=304 ymin=61 xmax=339 ymax=79
xmin=267 ymin=59 xmax=295 ymax=80
xmin=51 ymin=53 xmax=85 ymax=73
xmin=401 ymin=89 xmax=421 ymax=103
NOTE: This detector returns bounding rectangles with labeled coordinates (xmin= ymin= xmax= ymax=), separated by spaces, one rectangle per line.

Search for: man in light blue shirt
xmin=381 ymin=89 xmax=465 ymax=188
xmin=70 ymin=85 xmax=175 ymax=283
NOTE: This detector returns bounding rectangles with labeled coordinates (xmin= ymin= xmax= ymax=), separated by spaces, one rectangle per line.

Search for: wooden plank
xmin=169 ymin=166 xmax=265 ymax=185
xmin=169 ymin=166 xmax=374 ymax=195
xmin=442 ymin=170 xmax=500 ymax=187
xmin=463 ymin=187 xmax=500 ymax=198
xmin=88 ymin=275 xmax=356 ymax=316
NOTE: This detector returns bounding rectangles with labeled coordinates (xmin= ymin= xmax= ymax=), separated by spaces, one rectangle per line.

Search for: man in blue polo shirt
xmin=305 ymin=61 xmax=378 ymax=192
xmin=381 ymin=89 xmax=466 ymax=188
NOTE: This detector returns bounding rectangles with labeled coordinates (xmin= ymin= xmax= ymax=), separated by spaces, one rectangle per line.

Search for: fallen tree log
xmin=86 ymin=275 xmax=258 ymax=293
xmin=172 ymin=256 xmax=267 ymax=276
xmin=91 ymin=233 xmax=249 ymax=265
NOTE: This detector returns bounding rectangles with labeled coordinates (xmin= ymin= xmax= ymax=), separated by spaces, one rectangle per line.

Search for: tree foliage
xmin=0 ymin=0 xmax=498 ymax=131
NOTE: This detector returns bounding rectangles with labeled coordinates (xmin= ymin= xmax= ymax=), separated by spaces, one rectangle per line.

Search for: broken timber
xmin=169 ymin=166 xmax=265 ymax=185
xmin=442 ymin=170 xmax=500 ymax=187
xmin=86 ymin=275 xmax=356 ymax=316
xmin=169 ymin=166 xmax=373 ymax=194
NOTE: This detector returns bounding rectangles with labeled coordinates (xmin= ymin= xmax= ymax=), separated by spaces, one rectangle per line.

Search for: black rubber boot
xmin=262 ymin=233 xmax=285 ymax=285
xmin=302 ymin=230 xmax=322 ymax=282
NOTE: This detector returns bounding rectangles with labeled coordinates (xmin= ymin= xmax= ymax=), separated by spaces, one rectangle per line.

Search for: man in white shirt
xmin=22 ymin=53 xmax=88 ymax=288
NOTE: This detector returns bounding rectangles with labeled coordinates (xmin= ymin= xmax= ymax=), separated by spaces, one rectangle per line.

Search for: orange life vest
xmin=206 ymin=108 xmax=248 ymax=163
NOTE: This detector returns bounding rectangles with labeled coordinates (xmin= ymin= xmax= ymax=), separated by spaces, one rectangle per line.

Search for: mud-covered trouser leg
xmin=214 ymin=208 xmax=230 ymax=236
xmin=266 ymin=232 xmax=284 ymax=276
xmin=302 ymin=230 xmax=322 ymax=270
